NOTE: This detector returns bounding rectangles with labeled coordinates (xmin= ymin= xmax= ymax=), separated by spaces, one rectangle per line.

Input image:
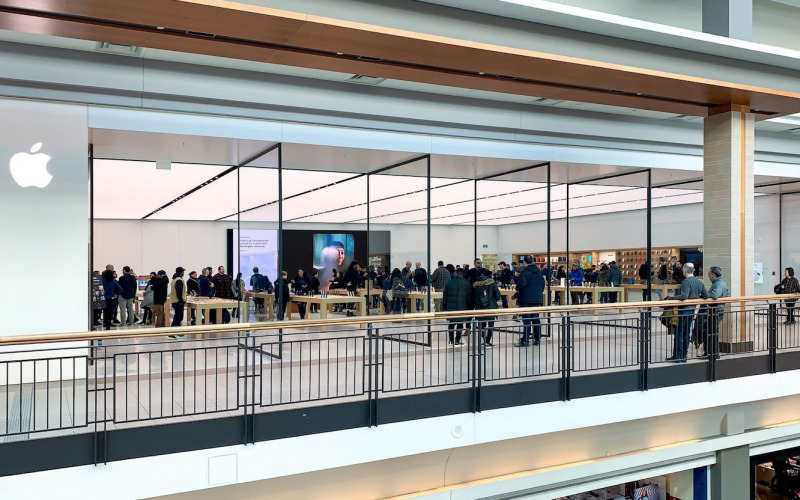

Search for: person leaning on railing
xmin=700 ymin=267 xmax=730 ymax=357
xmin=779 ymin=267 xmax=800 ymax=324
xmin=665 ymin=263 xmax=708 ymax=362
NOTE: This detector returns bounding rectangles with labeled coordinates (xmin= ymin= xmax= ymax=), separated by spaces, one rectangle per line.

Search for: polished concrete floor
xmin=2 ymin=305 xmax=798 ymax=442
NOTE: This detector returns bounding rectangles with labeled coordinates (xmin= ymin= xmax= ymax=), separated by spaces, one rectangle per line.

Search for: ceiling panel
xmin=149 ymin=173 xmax=238 ymax=221
xmin=93 ymin=160 xmax=229 ymax=219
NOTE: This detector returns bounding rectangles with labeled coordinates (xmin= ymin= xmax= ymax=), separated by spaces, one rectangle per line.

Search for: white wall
xmin=92 ymin=220 xmax=498 ymax=276
xmin=0 ymin=98 xmax=88 ymax=336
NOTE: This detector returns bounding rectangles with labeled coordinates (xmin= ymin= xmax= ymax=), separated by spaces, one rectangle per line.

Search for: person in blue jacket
xmin=514 ymin=256 xmax=546 ymax=347
xmin=568 ymin=262 xmax=584 ymax=305
xmin=101 ymin=269 xmax=122 ymax=330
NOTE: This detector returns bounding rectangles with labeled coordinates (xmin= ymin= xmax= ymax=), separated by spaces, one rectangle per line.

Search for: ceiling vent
xmin=528 ymin=97 xmax=564 ymax=106
xmin=95 ymin=42 xmax=142 ymax=56
xmin=667 ymin=114 xmax=699 ymax=122
xmin=346 ymin=75 xmax=386 ymax=86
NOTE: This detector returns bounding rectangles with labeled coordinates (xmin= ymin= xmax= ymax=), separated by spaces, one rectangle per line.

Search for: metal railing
xmin=1 ymin=294 xmax=798 ymax=457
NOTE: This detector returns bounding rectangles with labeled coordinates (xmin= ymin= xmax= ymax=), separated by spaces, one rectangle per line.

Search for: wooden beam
xmin=0 ymin=0 xmax=799 ymax=118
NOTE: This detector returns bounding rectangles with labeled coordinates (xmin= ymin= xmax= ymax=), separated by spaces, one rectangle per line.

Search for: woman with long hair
xmin=780 ymin=267 xmax=800 ymax=324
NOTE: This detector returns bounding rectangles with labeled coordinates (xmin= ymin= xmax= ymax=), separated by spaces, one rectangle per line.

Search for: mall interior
xmin=5 ymin=1 xmax=800 ymax=499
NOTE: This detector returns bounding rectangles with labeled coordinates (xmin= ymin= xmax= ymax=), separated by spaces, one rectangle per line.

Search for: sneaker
xmin=533 ymin=341 xmax=540 ymax=346
xmin=513 ymin=342 xmax=529 ymax=348
xmin=485 ymin=342 xmax=494 ymax=347
xmin=168 ymin=335 xmax=178 ymax=340
xmin=126 ymin=321 xmax=133 ymax=326
xmin=455 ymin=341 xmax=464 ymax=346
xmin=112 ymin=320 xmax=121 ymax=325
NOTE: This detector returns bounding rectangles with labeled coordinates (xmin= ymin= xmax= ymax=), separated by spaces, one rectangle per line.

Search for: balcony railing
xmin=0 ymin=294 xmax=798 ymax=473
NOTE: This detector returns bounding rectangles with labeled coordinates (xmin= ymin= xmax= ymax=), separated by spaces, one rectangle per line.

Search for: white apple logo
xmin=9 ymin=143 xmax=52 ymax=188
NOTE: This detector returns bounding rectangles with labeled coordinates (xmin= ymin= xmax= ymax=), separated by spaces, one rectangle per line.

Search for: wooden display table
xmin=288 ymin=295 xmax=367 ymax=321
xmin=545 ymin=286 xmax=625 ymax=307
xmin=622 ymin=283 xmax=679 ymax=302
xmin=499 ymin=288 xmax=517 ymax=307
xmin=186 ymin=297 xmax=249 ymax=326
xmin=242 ymin=290 xmax=277 ymax=320
xmin=404 ymin=291 xmax=443 ymax=313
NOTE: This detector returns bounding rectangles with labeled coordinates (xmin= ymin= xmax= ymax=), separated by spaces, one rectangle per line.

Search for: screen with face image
xmin=313 ymin=233 xmax=354 ymax=291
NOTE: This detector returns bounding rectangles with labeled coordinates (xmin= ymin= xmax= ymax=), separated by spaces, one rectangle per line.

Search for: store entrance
xmin=753 ymin=446 xmax=800 ymax=499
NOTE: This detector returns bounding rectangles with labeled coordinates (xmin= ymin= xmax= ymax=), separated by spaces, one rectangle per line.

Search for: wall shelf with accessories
xmin=617 ymin=247 xmax=681 ymax=282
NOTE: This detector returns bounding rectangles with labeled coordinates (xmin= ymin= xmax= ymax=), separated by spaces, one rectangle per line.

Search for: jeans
xmin=141 ymin=306 xmax=152 ymax=324
xmin=296 ymin=301 xmax=307 ymax=319
xmin=599 ymin=292 xmax=608 ymax=304
xmin=118 ymin=297 xmax=135 ymax=324
xmin=448 ymin=321 xmax=466 ymax=343
xmin=500 ymin=295 xmax=509 ymax=308
xmin=673 ymin=309 xmax=694 ymax=360
xmin=641 ymin=280 xmax=651 ymax=301
xmin=570 ymin=291 xmax=582 ymax=305
xmin=787 ymin=301 xmax=797 ymax=322
xmin=171 ymin=302 xmax=184 ymax=327
xmin=520 ymin=305 xmax=541 ymax=345
xmin=608 ymin=291 xmax=618 ymax=304
xmin=103 ymin=297 xmax=118 ymax=329
xmin=152 ymin=303 xmax=167 ymax=328
xmin=393 ymin=298 xmax=403 ymax=314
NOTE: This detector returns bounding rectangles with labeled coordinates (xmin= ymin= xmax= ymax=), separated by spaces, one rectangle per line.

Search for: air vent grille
xmin=346 ymin=75 xmax=387 ymax=86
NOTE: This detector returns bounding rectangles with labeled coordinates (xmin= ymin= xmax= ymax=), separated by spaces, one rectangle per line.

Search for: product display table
xmin=287 ymin=295 xmax=367 ymax=321
xmin=622 ymin=283 xmax=679 ymax=302
xmin=544 ymin=286 xmax=626 ymax=307
xmin=499 ymin=288 xmax=517 ymax=306
xmin=186 ymin=297 xmax=249 ymax=326
xmin=242 ymin=291 xmax=277 ymax=320
xmin=403 ymin=291 xmax=443 ymax=313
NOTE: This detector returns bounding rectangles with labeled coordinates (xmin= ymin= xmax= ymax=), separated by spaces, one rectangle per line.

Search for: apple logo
xmin=9 ymin=143 xmax=52 ymax=188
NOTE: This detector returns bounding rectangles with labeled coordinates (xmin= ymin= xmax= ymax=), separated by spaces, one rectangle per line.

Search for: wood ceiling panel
xmin=1 ymin=0 xmax=799 ymax=118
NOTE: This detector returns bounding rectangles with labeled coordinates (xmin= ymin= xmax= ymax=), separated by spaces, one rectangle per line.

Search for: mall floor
xmin=2 ymin=304 xmax=797 ymax=443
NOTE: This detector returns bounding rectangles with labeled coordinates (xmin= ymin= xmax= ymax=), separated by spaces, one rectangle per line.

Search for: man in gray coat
xmin=665 ymin=263 xmax=708 ymax=362
xmin=704 ymin=266 xmax=730 ymax=357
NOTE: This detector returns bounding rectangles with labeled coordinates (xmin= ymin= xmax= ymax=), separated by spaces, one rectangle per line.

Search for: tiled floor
xmin=3 ymin=306 xmax=799 ymax=442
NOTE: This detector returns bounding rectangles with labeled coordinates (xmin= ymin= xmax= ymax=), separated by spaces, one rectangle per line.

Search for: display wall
xmin=0 ymin=99 xmax=88 ymax=337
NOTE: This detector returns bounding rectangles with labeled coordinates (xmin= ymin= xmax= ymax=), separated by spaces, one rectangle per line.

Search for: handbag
xmin=775 ymin=284 xmax=784 ymax=295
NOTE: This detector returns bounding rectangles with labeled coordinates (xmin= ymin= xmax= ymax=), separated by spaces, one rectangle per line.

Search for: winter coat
xmin=442 ymin=277 xmax=473 ymax=312
xmin=607 ymin=264 xmax=622 ymax=286
xmin=515 ymin=265 xmax=545 ymax=306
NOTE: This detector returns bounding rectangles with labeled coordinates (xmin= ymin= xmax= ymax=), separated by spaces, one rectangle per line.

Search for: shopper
xmin=473 ymin=268 xmax=501 ymax=346
xmin=309 ymin=269 xmax=321 ymax=313
xmin=638 ymin=262 xmax=652 ymax=301
xmin=390 ymin=268 xmax=407 ymax=314
xmin=583 ymin=265 xmax=597 ymax=304
xmin=665 ymin=263 xmax=708 ymax=362
xmin=198 ymin=268 xmax=213 ymax=297
xmin=138 ymin=272 xmax=156 ymax=325
xmin=779 ymin=267 xmax=800 ymax=324
xmin=275 ymin=271 xmax=291 ymax=320
xmin=101 ymin=269 xmax=122 ymax=330
xmin=497 ymin=261 xmax=513 ymax=308
xmin=597 ymin=263 xmax=609 ymax=303
xmin=442 ymin=268 xmax=473 ymax=346
xmin=291 ymin=269 xmax=309 ymax=319
xmin=568 ymin=262 xmax=584 ymax=305
xmin=656 ymin=257 xmax=668 ymax=300
xmin=152 ymin=270 xmax=169 ymax=328
xmin=510 ymin=261 xmax=519 ymax=283
xmin=231 ymin=272 xmax=247 ymax=319
xmin=115 ymin=266 xmax=138 ymax=325
xmin=447 ymin=263 xmax=456 ymax=280
xmin=430 ymin=261 xmax=451 ymax=312
xmin=515 ymin=256 xmax=545 ymax=347
xmin=413 ymin=262 xmax=427 ymax=312
xmin=465 ymin=258 xmax=484 ymax=285
xmin=607 ymin=261 xmax=622 ymax=303
xmin=168 ymin=267 xmax=187 ymax=335
xmin=554 ymin=265 xmax=567 ymax=305
xmin=211 ymin=266 xmax=233 ymax=324
xmin=672 ymin=259 xmax=684 ymax=284
xmin=702 ymin=266 xmax=730 ymax=356
xmin=402 ymin=270 xmax=414 ymax=313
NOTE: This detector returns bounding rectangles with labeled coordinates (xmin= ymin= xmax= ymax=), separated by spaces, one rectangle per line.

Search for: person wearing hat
xmin=514 ymin=255 xmax=545 ymax=347
xmin=186 ymin=271 xmax=200 ymax=325
xmin=169 ymin=267 xmax=187 ymax=333
xmin=152 ymin=270 xmax=170 ymax=328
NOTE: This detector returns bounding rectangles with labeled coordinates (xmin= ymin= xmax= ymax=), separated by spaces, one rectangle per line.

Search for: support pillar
xmin=704 ymin=106 xmax=754 ymax=352
xmin=703 ymin=0 xmax=753 ymax=41
xmin=710 ymin=445 xmax=750 ymax=500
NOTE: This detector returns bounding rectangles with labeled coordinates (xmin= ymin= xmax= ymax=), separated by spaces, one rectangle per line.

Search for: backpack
xmin=475 ymin=284 xmax=491 ymax=308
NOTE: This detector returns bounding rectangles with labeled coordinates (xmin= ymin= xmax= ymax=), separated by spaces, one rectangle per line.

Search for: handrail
xmin=0 ymin=293 xmax=796 ymax=346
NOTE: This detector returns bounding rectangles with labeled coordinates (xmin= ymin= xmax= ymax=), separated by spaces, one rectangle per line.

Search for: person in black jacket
xmin=442 ymin=269 xmax=473 ymax=345
xmin=151 ymin=271 xmax=170 ymax=328
xmin=515 ymin=256 xmax=545 ymax=347
xmin=638 ymin=263 xmax=652 ymax=301
xmin=473 ymin=268 xmax=501 ymax=346
xmin=656 ymin=257 xmax=668 ymax=299
xmin=497 ymin=262 xmax=513 ymax=308
xmin=275 ymin=271 xmax=291 ymax=321
xmin=309 ymin=269 xmax=321 ymax=313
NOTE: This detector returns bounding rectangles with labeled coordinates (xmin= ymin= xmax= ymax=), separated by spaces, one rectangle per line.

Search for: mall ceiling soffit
xmin=0 ymin=0 xmax=799 ymax=118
